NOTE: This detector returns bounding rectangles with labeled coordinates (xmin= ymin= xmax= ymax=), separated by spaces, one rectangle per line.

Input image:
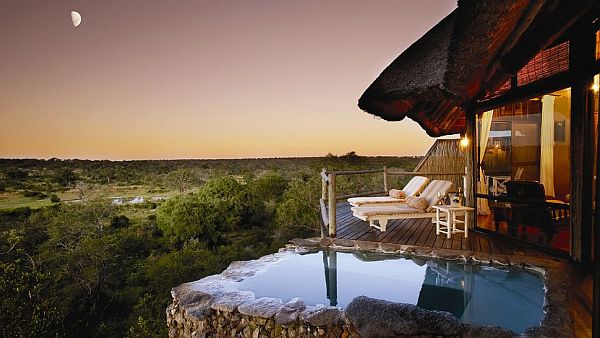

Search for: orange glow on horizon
xmin=0 ymin=1 xmax=456 ymax=160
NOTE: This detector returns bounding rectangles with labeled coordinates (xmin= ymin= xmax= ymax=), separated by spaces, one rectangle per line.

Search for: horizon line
xmin=0 ymin=154 xmax=425 ymax=162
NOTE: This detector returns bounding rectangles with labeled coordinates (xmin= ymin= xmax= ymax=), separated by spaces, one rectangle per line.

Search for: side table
xmin=432 ymin=205 xmax=475 ymax=239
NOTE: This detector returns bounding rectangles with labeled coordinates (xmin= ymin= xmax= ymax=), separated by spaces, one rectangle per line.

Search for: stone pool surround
xmin=167 ymin=237 xmax=572 ymax=338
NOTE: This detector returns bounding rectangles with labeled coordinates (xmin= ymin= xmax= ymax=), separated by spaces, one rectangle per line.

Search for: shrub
xmin=53 ymin=168 xmax=78 ymax=187
xmin=50 ymin=194 xmax=61 ymax=203
xmin=22 ymin=190 xmax=47 ymax=199
xmin=111 ymin=215 xmax=130 ymax=229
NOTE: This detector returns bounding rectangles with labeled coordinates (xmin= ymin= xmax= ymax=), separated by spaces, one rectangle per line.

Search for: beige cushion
xmin=403 ymin=176 xmax=429 ymax=196
xmin=418 ymin=180 xmax=454 ymax=212
xmin=405 ymin=196 xmax=428 ymax=210
xmin=346 ymin=176 xmax=428 ymax=207
xmin=353 ymin=205 xmax=428 ymax=217
xmin=388 ymin=189 xmax=406 ymax=199
xmin=347 ymin=196 xmax=405 ymax=207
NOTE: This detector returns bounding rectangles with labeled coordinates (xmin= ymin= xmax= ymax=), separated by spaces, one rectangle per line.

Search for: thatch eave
xmin=358 ymin=0 xmax=596 ymax=136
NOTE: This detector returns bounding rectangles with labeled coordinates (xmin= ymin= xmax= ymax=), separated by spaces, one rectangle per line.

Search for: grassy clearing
xmin=0 ymin=185 xmax=180 ymax=211
xmin=0 ymin=194 xmax=52 ymax=210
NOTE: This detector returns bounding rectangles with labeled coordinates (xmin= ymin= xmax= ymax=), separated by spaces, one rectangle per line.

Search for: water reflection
xmin=320 ymin=251 xmax=543 ymax=333
xmin=236 ymin=250 xmax=543 ymax=334
xmin=322 ymin=250 xmax=337 ymax=306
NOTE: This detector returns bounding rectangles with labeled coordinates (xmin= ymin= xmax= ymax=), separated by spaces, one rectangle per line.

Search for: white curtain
xmin=540 ymin=95 xmax=555 ymax=197
xmin=477 ymin=110 xmax=493 ymax=215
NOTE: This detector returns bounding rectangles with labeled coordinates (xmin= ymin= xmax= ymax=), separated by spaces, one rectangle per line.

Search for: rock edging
xmin=166 ymin=238 xmax=572 ymax=337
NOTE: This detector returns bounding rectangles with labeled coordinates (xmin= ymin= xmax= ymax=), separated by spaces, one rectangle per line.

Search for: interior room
xmin=476 ymin=88 xmax=572 ymax=252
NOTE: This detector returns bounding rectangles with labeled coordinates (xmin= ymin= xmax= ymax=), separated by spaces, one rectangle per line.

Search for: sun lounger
xmin=351 ymin=180 xmax=454 ymax=231
xmin=347 ymin=176 xmax=429 ymax=207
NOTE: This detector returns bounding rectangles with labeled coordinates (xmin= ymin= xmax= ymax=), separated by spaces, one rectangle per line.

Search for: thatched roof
xmin=358 ymin=0 xmax=596 ymax=137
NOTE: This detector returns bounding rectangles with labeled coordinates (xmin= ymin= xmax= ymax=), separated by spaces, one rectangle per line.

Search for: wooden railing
xmin=319 ymin=167 xmax=465 ymax=237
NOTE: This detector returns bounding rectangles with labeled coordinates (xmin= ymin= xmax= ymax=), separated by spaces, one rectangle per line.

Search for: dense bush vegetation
xmin=0 ymin=154 xmax=421 ymax=336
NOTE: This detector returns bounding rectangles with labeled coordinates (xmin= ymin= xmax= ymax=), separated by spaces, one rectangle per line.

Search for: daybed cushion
xmin=403 ymin=176 xmax=429 ymax=196
xmin=352 ymin=205 xmax=429 ymax=217
xmin=347 ymin=176 xmax=429 ymax=207
xmin=419 ymin=180 xmax=454 ymax=211
xmin=347 ymin=196 xmax=405 ymax=206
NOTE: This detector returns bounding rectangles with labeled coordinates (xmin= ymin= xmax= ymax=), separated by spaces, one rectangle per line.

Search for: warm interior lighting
xmin=460 ymin=136 xmax=469 ymax=148
xmin=595 ymin=30 xmax=600 ymax=60
xmin=592 ymin=74 xmax=600 ymax=93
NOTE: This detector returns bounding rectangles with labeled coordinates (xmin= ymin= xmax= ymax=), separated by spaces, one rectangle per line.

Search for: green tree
xmin=275 ymin=174 xmax=320 ymax=239
xmin=36 ymin=201 xmax=122 ymax=334
xmin=0 ymin=259 xmax=65 ymax=337
xmin=165 ymin=169 xmax=201 ymax=193
xmin=53 ymin=168 xmax=78 ymax=187
xmin=157 ymin=194 xmax=238 ymax=249
xmin=4 ymin=167 xmax=28 ymax=180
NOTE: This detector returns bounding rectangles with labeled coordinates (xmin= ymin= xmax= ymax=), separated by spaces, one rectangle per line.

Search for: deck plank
xmin=331 ymin=202 xmax=552 ymax=257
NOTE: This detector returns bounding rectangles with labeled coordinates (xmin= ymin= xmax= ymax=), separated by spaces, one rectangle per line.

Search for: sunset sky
xmin=0 ymin=1 xmax=457 ymax=160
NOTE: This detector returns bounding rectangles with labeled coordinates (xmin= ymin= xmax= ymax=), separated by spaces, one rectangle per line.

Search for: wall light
xmin=592 ymin=74 xmax=599 ymax=93
xmin=460 ymin=136 xmax=469 ymax=148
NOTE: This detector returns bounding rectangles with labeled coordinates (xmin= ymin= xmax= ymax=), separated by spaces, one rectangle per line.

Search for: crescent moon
xmin=71 ymin=11 xmax=82 ymax=27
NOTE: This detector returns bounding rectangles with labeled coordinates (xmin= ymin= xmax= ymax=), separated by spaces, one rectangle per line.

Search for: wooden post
xmin=321 ymin=168 xmax=327 ymax=201
xmin=327 ymin=173 xmax=337 ymax=237
xmin=594 ymin=84 xmax=600 ymax=338
xmin=464 ymin=106 xmax=476 ymax=228
xmin=320 ymin=169 xmax=329 ymax=238
xmin=383 ymin=166 xmax=389 ymax=193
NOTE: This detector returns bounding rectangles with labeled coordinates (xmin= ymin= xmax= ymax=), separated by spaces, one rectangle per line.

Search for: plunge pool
xmin=234 ymin=250 xmax=545 ymax=334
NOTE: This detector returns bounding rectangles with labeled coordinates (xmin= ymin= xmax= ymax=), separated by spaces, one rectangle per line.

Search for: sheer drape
xmin=477 ymin=110 xmax=493 ymax=215
xmin=540 ymin=95 xmax=555 ymax=197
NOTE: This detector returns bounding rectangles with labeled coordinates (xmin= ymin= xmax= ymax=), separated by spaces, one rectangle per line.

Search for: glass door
xmin=475 ymin=88 xmax=572 ymax=253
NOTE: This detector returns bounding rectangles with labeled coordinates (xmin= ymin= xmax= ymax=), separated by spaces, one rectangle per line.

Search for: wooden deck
xmin=335 ymin=202 xmax=547 ymax=257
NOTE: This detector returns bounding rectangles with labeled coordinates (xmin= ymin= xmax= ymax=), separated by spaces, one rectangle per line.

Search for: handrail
xmin=324 ymin=169 xmax=464 ymax=176
xmin=387 ymin=171 xmax=464 ymax=176
xmin=324 ymin=168 xmax=383 ymax=176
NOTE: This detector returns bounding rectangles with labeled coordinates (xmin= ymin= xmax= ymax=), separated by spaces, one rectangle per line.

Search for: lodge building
xmin=355 ymin=0 xmax=600 ymax=334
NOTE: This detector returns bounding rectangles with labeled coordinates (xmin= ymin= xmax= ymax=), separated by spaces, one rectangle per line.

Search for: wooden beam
xmin=594 ymin=85 xmax=600 ymax=338
xmin=440 ymin=106 xmax=464 ymax=132
xmin=430 ymin=100 xmax=455 ymax=126
xmin=464 ymin=106 xmax=476 ymax=228
xmin=387 ymin=171 xmax=464 ymax=176
xmin=476 ymin=71 xmax=572 ymax=111
xmin=569 ymin=25 xmax=596 ymax=262
xmin=482 ymin=0 xmax=594 ymax=94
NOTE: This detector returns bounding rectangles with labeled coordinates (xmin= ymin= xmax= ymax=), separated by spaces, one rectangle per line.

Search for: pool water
xmin=235 ymin=250 xmax=545 ymax=334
